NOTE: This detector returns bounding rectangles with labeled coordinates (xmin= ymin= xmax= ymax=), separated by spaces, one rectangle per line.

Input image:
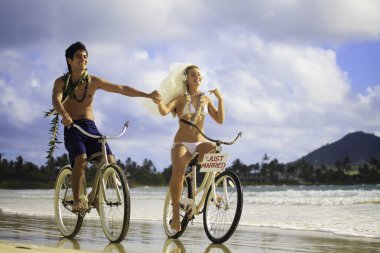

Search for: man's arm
xmin=52 ymin=78 xmax=72 ymax=127
xmin=95 ymin=76 xmax=160 ymax=100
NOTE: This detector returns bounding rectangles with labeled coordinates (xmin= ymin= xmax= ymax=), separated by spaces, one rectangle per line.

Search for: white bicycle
xmin=54 ymin=122 xmax=130 ymax=242
xmin=163 ymin=119 xmax=243 ymax=244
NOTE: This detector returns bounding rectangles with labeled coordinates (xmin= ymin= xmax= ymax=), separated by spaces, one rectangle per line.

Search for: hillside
xmin=299 ymin=131 xmax=380 ymax=166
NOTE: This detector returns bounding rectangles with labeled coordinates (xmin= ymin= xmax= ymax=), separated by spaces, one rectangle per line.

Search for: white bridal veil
xmin=144 ymin=62 xmax=193 ymax=115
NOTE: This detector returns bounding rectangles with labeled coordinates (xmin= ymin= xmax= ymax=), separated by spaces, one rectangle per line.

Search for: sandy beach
xmin=1 ymin=211 xmax=380 ymax=253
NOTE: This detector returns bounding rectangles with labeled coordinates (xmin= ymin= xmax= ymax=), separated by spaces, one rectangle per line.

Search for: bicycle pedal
xmin=187 ymin=214 xmax=195 ymax=221
xmin=180 ymin=198 xmax=196 ymax=218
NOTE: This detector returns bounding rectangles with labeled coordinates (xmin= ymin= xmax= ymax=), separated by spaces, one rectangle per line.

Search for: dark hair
xmin=65 ymin=42 xmax=88 ymax=73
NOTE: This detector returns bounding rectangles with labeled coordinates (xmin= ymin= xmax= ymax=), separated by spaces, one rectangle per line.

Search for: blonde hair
xmin=143 ymin=63 xmax=200 ymax=116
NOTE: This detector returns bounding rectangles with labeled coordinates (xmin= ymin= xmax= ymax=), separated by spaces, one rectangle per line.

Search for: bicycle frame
xmin=178 ymin=119 xmax=241 ymax=217
xmin=184 ymin=145 xmax=225 ymax=216
xmin=70 ymin=122 xmax=129 ymax=209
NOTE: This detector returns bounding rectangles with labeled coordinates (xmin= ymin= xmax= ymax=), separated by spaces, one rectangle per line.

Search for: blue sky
xmin=0 ymin=0 xmax=379 ymax=170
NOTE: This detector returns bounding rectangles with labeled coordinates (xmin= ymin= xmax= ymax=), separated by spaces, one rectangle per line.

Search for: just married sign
xmin=200 ymin=153 xmax=229 ymax=173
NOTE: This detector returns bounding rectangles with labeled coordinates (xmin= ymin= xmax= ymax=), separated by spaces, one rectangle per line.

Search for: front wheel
xmin=54 ymin=166 xmax=83 ymax=238
xmin=99 ymin=164 xmax=130 ymax=242
xmin=203 ymin=171 xmax=243 ymax=243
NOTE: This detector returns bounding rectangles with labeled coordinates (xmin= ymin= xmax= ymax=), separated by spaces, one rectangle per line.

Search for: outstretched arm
xmin=95 ymin=76 xmax=161 ymax=102
xmin=207 ymin=89 xmax=224 ymax=124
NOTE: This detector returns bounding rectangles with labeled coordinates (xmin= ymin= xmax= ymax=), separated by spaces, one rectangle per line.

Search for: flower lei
xmin=181 ymin=68 xmax=205 ymax=124
xmin=185 ymin=92 xmax=205 ymax=124
xmin=44 ymin=70 xmax=90 ymax=159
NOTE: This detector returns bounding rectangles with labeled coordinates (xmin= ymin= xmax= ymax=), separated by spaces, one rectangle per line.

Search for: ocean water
xmin=0 ymin=184 xmax=379 ymax=239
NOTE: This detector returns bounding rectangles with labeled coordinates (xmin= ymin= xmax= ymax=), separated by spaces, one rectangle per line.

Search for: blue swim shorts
xmin=64 ymin=119 xmax=113 ymax=167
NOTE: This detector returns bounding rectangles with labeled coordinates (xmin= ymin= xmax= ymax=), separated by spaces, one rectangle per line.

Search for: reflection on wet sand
xmin=55 ymin=238 xmax=232 ymax=253
xmin=163 ymin=239 xmax=232 ymax=253
xmin=56 ymin=238 xmax=128 ymax=253
xmin=1 ymin=212 xmax=380 ymax=253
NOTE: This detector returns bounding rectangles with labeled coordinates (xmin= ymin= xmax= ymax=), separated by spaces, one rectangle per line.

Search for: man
xmin=52 ymin=42 xmax=160 ymax=212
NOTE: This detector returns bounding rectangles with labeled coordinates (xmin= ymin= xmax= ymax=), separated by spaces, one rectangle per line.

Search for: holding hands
xmin=150 ymin=90 xmax=162 ymax=104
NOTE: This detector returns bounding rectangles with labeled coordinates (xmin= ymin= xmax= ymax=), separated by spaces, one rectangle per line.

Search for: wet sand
xmin=0 ymin=211 xmax=379 ymax=253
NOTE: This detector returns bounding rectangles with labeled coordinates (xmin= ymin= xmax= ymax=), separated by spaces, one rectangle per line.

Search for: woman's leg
xmin=170 ymin=144 xmax=192 ymax=232
xmin=196 ymin=142 xmax=216 ymax=162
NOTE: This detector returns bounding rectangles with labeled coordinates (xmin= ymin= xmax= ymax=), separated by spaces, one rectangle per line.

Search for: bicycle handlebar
xmin=71 ymin=121 xmax=129 ymax=140
xmin=180 ymin=119 xmax=242 ymax=145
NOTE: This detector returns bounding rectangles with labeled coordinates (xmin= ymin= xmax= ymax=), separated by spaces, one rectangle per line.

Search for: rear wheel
xmin=99 ymin=164 xmax=130 ymax=242
xmin=54 ymin=166 xmax=83 ymax=238
xmin=203 ymin=171 xmax=243 ymax=243
xmin=163 ymin=175 xmax=193 ymax=239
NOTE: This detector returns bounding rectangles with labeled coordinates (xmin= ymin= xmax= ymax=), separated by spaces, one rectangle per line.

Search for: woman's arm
xmin=157 ymin=98 xmax=178 ymax=116
xmin=207 ymin=89 xmax=224 ymax=124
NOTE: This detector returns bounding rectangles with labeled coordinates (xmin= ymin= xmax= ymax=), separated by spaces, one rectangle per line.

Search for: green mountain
xmin=299 ymin=131 xmax=380 ymax=166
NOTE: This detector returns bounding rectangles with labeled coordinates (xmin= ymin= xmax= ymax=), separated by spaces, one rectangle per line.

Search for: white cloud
xmin=0 ymin=79 xmax=41 ymax=125
xmin=0 ymin=0 xmax=379 ymax=167
xmin=204 ymin=0 xmax=380 ymax=43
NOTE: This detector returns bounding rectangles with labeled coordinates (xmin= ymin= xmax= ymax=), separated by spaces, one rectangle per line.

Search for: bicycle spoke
xmin=99 ymin=165 xmax=130 ymax=242
xmin=54 ymin=167 xmax=83 ymax=238
xmin=203 ymin=171 xmax=243 ymax=243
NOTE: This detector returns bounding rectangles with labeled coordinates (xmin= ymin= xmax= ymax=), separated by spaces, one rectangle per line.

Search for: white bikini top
xmin=183 ymin=96 xmax=207 ymax=116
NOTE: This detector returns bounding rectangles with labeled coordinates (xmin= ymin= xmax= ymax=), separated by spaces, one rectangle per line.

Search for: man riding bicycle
xmin=51 ymin=42 xmax=161 ymax=212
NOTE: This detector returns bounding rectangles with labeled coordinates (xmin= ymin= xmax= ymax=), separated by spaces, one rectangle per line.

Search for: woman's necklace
xmin=185 ymin=92 xmax=205 ymax=124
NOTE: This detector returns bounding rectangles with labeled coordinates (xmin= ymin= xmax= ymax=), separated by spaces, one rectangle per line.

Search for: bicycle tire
xmin=163 ymin=175 xmax=193 ymax=239
xmin=203 ymin=171 xmax=243 ymax=243
xmin=99 ymin=164 xmax=130 ymax=242
xmin=54 ymin=166 xmax=83 ymax=238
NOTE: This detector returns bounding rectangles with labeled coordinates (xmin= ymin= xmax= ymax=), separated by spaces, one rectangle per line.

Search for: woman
xmin=155 ymin=63 xmax=224 ymax=232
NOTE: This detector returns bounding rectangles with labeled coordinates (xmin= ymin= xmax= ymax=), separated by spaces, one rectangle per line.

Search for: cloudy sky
xmin=0 ymin=0 xmax=379 ymax=170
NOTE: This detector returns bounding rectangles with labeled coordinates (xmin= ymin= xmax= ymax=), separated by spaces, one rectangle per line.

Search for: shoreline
xmin=2 ymin=209 xmax=380 ymax=241
xmin=1 ymin=212 xmax=380 ymax=253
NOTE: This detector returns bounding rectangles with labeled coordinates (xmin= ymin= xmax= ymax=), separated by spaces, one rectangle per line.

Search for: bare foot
xmin=73 ymin=195 xmax=88 ymax=213
xmin=170 ymin=215 xmax=181 ymax=232
xmin=72 ymin=200 xmax=85 ymax=213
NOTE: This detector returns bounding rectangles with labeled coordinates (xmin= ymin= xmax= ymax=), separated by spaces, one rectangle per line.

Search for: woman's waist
xmin=174 ymin=131 xmax=206 ymax=143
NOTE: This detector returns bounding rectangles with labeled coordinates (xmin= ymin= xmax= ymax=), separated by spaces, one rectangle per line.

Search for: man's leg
xmin=71 ymin=153 xmax=87 ymax=212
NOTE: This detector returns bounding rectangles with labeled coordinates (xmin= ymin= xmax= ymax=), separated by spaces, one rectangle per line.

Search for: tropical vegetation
xmin=1 ymin=153 xmax=379 ymax=189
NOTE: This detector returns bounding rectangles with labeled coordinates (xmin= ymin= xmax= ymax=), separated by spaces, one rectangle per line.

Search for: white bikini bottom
xmin=172 ymin=142 xmax=202 ymax=155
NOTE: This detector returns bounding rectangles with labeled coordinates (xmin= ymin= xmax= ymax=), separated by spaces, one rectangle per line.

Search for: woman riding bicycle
xmin=154 ymin=63 xmax=225 ymax=232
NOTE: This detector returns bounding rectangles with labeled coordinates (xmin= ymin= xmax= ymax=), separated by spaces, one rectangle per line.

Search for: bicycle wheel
xmin=99 ymin=164 xmax=130 ymax=242
xmin=163 ymin=176 xmax=193 ymax=239
xmin=54 ymin=166 xmax=83 ymax=238
xmin=203 ymin=171 xmax=243 ymax=243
